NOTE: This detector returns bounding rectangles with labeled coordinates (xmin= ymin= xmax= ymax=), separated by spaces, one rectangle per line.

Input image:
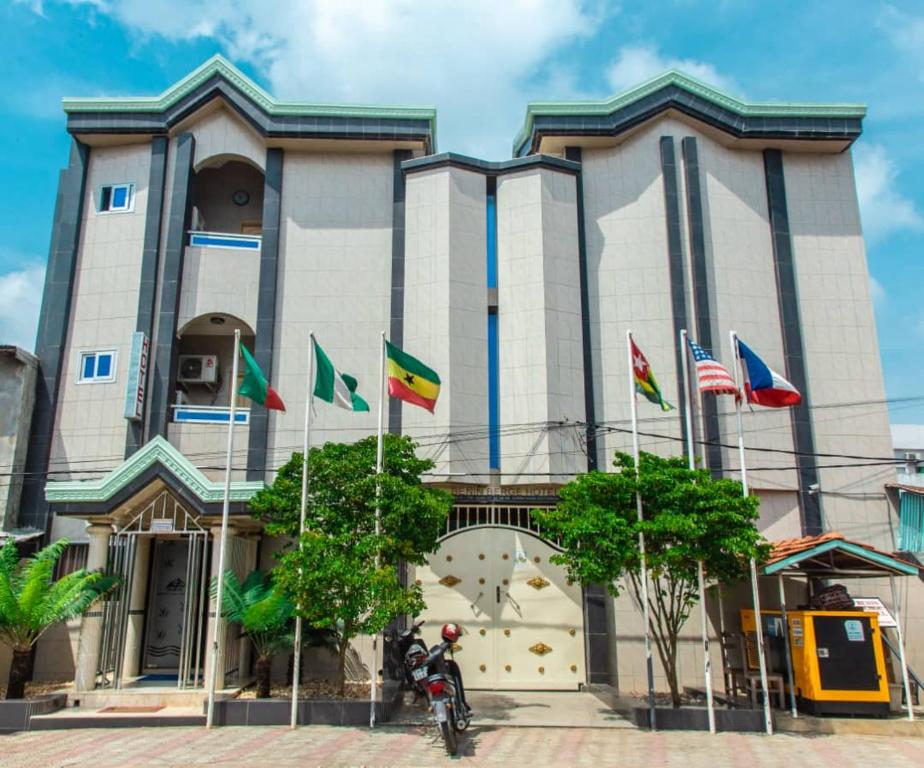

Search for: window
xmin=78 ymin=350 xmax=117 ymax=383
xmin=98 ymin=183 xmax=134 ymax=213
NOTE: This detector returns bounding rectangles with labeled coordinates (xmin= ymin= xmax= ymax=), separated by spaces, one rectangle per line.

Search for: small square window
xmin=78 ymin=350 xmax=117 ymax=383
xmin=98 ymin=184 xmax=134 ymax=213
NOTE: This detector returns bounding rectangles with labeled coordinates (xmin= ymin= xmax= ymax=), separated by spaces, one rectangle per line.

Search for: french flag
xmin=736 ymin=338 xmax=802 ymax=408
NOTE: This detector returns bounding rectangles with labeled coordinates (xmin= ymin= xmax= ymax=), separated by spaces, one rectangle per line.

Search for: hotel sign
xmin=123 ymin=331 xmax=149 ymax=421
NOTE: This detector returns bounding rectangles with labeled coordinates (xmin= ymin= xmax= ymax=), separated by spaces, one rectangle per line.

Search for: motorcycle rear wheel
xmin=439 ymin=720 xmax=458 ymax=755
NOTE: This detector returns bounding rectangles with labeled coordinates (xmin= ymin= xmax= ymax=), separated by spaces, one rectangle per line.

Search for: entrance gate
xmin=96 ymin=492 xmax=209 ymax=689
xmin=417 ymin=514 xmax=585 ymax=690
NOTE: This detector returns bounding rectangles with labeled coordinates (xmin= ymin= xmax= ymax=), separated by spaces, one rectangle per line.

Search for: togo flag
xmin=312 ymin=337 xmax=369 ymax=412
xmin=385 ymin=340 xmax=441 ymax=413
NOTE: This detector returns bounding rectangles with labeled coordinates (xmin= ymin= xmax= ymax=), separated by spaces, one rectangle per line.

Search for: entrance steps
xmin=64 ymin=686 xmax=240 ymax=710
xmin=30 ymin=706 xmax=205 ymax=730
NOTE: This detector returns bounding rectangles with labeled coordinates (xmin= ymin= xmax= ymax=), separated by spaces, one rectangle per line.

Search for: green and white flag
xmin=312 ymin=337 xmax=370 ymax=412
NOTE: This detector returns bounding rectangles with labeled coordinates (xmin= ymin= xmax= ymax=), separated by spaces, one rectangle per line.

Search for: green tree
xmin=212 ymin=569 xmax=301 ymax=698
xmin=250 ymin=434 xmax=451 ymax=694
xmin=534 ymin=452 xmax=768 ymax=708
xmin=0 ymin=539 xmax=116 ymax=699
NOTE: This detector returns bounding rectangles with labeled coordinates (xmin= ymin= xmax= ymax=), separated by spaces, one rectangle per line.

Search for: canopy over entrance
xmin=761 ymin=532 xmax=919 ymax=579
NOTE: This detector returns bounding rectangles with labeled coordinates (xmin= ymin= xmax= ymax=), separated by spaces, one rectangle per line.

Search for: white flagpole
xmin=206 ymin=327 xmax=241 ymax=729
xmin=291 ymin=333 xmax=316 ymax=729
xmin=730 ymin=329 xmax=773 ymax=736
xmin=370 ymin=331 xmax=386 ymax=728
xmin=627 ymin=329 xmax=657 ymax=730
xmin=890 ymin=575 xmax=915 ymax=721
xmin=681 ymin=329 xmax=716 ymax=734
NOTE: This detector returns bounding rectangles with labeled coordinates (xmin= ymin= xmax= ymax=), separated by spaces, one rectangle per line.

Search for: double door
xmin=418 ymin=528 xmax=585 ymax=690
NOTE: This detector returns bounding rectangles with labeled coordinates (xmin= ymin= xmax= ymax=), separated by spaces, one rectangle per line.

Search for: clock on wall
xmin=231 ymin=189 xmax=250 ymax=206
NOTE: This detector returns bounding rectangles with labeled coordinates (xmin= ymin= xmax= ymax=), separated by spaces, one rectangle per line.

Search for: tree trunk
xmin=6 ymin=649 xmax=32 ymax=700
xmin=337 ymin=636 xmax=350 ymax=697
xmin=665 ymin=634 xmax=681 ymax=708
xmin=255 ymin=654 xmax=272 ymax=699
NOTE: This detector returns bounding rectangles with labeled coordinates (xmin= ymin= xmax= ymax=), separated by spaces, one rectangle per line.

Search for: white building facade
xmin=22 ymin=57 xmax=919 ymax=698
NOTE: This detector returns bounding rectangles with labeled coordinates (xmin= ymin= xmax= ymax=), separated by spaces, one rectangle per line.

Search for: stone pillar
xmin=203 ymin=524 xmax=233 ymax=692
xmin=121 ymin=536 xmax=151 ymax=681
xmin=74 ymin=523 xmax=112 ymax=691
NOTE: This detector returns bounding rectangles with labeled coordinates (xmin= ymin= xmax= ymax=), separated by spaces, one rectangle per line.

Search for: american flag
xmin=687 ymin=338 xmax=738 ymax=396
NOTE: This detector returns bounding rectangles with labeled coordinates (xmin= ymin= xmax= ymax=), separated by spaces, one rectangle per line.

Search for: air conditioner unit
xmin=904 ymin=452 xmax=921 ymax=462
xmin=177 ymin=355 xmax=219 ymax=384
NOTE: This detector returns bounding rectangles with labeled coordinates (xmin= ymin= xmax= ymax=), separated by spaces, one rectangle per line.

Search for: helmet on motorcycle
xmin=441 ymin=623 xmax=461 ymax=643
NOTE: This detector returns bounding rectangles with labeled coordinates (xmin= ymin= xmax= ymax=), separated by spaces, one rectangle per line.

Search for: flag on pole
xmin=687 ymin=338 xmax=738 ymax=396
xmin=312 ymin=338 xmax=370 ymax=412
xmin=630 ymin=339 xmax=674 ymax=411
xmin=736 ymin=338 xmax=802 ymax=407
xmin=385 ymin=340 xmax=440 ymax=413
xmin=238 ymin=345 xmax=286 ymax=411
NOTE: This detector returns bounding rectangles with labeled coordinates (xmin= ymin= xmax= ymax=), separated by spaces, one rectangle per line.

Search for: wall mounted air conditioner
xmin=177 ymin=355 xmax=219 ymax=384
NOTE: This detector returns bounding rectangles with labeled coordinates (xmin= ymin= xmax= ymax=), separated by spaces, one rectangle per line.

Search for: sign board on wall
xmin=852 ymin=597 xmax=897 ymax=628
xmin=123 ymin=331 xmax=149 ymax=421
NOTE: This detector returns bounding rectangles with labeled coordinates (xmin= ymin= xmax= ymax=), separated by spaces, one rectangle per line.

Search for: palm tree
xmin=214 ymin=569 xmax=299 ymax=698
xmin=0 ymin=538 xmax=117 ymax=699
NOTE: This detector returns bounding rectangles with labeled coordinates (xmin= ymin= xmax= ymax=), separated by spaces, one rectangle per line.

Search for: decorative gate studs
xmin=439 ymin=574 xmax=461 ymax=587
xmin=529 ymin=642 xmax=553 ymax=656
xmin=526 ymin=576 xmax=550 ymax=590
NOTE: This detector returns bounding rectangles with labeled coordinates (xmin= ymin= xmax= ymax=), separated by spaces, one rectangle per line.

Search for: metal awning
xmin=761 ymin=531 xmax=919 ymax=578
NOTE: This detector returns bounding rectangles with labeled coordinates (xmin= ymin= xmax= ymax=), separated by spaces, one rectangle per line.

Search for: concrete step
xmin=30 ymin=706 xmax=206 ymax=730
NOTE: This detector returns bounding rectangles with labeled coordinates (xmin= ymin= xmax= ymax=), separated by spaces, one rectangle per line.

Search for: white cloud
xmin=880 ymin=5 xmax=924 ymax=76
xmin=868 ymin=275 xmax=885 ymax=306
xmin=854 ymin=143 xmax=924 ymax=243
xmin=0 ymin=263 xmax=44 ymax=352
xmin=57 ymin=0 xmax=605 ymax=158
xmin=606 ymin=44 xmax=737 ymax=95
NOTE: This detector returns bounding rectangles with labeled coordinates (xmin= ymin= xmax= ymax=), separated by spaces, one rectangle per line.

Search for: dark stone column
xmin=681 ymin=137 xmax=723 ymax=475
xmin=20 ymin=139 xmax=90 ymax=532
xmin=564 ymin=147 xmax=598 ymax=471
xmin=763 ymin=149 xmax=823 ymax=535
xmin=148 ymin=133 xmax=195 ymax=438
xmin=246 ymin=148 xmax=284 ymax=481
xmin=659 ymin=137 xmax=690 ymax=456
xmin=388 ymin=149 xmax=412 ymax=435
xmin=125 ymin=136 xmax=169 ymax=457
xmin=583 ymin=584 xmax=610 ymax=684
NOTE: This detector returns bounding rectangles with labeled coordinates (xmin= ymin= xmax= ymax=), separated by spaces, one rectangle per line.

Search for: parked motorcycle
xmin=403 ymin=622 xmax=471 ymax=755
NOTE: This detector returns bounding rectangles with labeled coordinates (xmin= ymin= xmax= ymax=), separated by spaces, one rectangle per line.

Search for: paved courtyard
xmin=1 ymin=724 xmax=921 ymax=768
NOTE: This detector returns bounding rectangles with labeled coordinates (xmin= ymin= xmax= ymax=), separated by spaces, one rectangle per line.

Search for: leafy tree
xmin=0 ymin=539 xmax=117 ymax=699
xmin=212 ymin=569 xmax=295 ymax=698
xmin=534 ymin=452 xmax=768 ymax=707
xmin=251 ymin=434 xmax=451 ymax=694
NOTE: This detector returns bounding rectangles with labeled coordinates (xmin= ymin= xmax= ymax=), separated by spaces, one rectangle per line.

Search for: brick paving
xmin=1 ymin=724 xmax=921 ymax=768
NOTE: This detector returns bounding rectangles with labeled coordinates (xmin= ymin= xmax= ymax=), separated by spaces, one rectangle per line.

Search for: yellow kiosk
xmin=742 ymin=608 xmax=890 ymax=716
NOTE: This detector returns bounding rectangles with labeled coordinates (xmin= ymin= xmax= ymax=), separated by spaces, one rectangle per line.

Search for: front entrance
xmin=142 ymin=539 xmax=192 ymax=673
xmin=417 ymin=527 xmax=585 ymax=690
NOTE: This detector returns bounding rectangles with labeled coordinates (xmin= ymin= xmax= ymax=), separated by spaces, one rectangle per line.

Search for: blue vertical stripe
xmin=487 ymin=189 xmax=499 ymax=470
xmin=488 ymin=311 xmax=500 ymax=469
xmin=486 ymin=194 xmax=498 ymax=290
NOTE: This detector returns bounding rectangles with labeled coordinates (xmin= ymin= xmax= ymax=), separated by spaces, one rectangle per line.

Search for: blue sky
xmin=3 ymin=1 xmax=924 ymax=423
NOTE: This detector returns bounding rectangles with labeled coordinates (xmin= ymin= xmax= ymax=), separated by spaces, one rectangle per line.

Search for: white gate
xmin=417 ymin=519 xmax=585 ymax=691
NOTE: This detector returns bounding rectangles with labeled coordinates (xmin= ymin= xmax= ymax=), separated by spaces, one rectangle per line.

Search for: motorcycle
xmin=395 ymin=619 xmax=430 ymax=699
xmin=403 ymin=622 xmax=471 ymax=756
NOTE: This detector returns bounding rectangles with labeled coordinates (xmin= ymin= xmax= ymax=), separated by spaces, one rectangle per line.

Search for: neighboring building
xmin=892 ymin=424 xmax=924 ymax=488
xmin=0 ymin=345 xmax=38 ymax=532
xmin=23 ymin=56 xmax=918 ymax=699
xmin=888 ymin=424 xmax=924 ymax=558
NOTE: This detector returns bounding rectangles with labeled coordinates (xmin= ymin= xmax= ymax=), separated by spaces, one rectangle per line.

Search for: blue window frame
xmin=98 ymin=183 xmax=134 ymax=213
xmin=78 ymin=350 xmax=117 ymax=383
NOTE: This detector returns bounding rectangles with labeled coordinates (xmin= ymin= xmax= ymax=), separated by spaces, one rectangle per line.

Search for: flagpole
xmin=730 ymin=329 xmax=773 ymax=736
xmin=627 ymin=329 xmax=657 ymax=730
xmin=370 ymin=331 xmax=386 ymax=728
xmin=206 ymin=327 xmax=241 ymax=729
xmin=681 ymin=329 xmax=716 ymax=734
xmin=291 ymin=333 xmax=316 ymax=729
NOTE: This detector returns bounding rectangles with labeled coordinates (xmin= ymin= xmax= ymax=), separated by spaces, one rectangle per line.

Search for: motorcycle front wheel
xmin=439 ymin=719 xmax=458 ymax=755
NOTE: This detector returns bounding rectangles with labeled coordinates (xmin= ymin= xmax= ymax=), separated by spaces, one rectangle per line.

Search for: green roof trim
xmin=45 ymin=435 xmax=263 ymax=505
xmin=512 ymin=69 xmax=867 ymax=155
xmin=762 ymin=539 xmax=918 ymax=577
xmin=62 ymin=53 xmax=436 ymax=129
